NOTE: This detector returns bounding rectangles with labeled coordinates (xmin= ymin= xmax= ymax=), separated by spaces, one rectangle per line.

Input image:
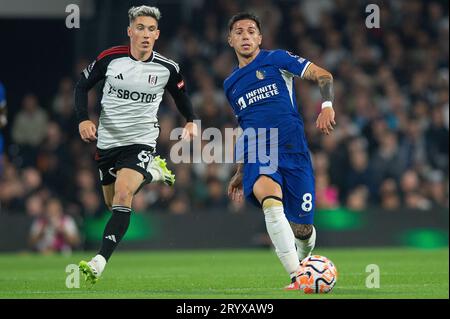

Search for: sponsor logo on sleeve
xmin=287 ymin=51 xmax=299 ymax=58
xmin=83 ymin=60 xmax=96 ymax=78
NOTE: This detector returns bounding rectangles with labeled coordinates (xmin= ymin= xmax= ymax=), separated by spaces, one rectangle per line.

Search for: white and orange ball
xmin=298 ymin=255 xmax=338 ymax=294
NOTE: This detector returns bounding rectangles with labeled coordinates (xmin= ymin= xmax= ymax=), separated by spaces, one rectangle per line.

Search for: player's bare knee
xmin=290 ymin=222 xmax=313 ymax=240
xmin=253 ymin=176 xmax=282 ymax=203
xmin=113 ymin=188 xmax=134 ymax=206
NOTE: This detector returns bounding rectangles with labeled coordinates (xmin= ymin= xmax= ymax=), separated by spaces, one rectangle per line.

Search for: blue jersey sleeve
xmin=271 ymin=50 xmax=312 ymax=78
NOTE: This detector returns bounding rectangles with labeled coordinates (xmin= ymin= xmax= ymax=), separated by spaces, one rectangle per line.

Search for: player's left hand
xmin=181 ymin=121 xmax=198 ymax=141
xmin=227 ymin=170 xmax=243 ymax=203
xmin=316 ymin=107 xmax=336 ymax=135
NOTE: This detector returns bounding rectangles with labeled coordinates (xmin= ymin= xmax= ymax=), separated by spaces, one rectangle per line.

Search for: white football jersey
xmin=81 ymin=46 xmax=186 ymax=149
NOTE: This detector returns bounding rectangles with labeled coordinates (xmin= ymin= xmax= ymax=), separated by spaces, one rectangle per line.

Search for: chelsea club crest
xmin=256 ymin=70 xmax=266 ymax=80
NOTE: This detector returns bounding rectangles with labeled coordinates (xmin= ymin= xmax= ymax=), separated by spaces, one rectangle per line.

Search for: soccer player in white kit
xmin=74 ymin=6 xmax=198 ymax=284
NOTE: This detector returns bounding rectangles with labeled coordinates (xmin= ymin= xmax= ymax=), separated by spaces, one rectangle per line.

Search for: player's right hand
xmin=316 ymin=107 xmax=336 ymax=135
xmin=79 ymin=120 xmax=97 ymax=143
xmin=228 ymin=172 xmax=243 ymax=203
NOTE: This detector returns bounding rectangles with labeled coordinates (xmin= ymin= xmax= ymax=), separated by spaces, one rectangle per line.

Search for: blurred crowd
xmin=0 ymin=0 xmax=448 ymax=252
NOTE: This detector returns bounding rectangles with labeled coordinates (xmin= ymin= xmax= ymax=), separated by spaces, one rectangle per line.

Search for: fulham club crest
xmin=148 ymin=74 xmax=158 ymax=86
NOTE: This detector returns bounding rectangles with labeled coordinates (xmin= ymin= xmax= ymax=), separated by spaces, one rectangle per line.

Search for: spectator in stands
xmin=52 ymin=77 xmax=78 ymax=140
xmin=370 ymin=131 xmax=407 ymax=192
xmin=346 ymin=185 xmax=369 ymax=212
xmin=0 ymin=160 xmax=25 ymax=210
xmin=11 ymin=94 xmax=48 ymax=147
xmin=20 ymin=167 xmax=43 ymax=197
xmin=29 ymin=198 xmax=80 ymax=254
xmin=379 ymin=178 xmax=401 ymax=211
xmin=425 ymin=106 xmax=449 ymax=173
xmin=79 ymin=189 xmax=104 ymax=217
xmin=169 ymin=192 xmax=190 ymax=215
xmin=11 ymin=94 xmax=48 ymax=167
xmin=36 ymin=122 xmax=72 ymax=197
xmin=204 ymin=176 xmax=228 ymax=209
xmin=25 ymin=193 xmax=45 ymax=218
xmin=315 ymin=172 xmax=339 ymax=209
xmin=424 ymin=170 xmax=449 ymax=209
xmin=346 ymin=146 xmax=372 ymax=194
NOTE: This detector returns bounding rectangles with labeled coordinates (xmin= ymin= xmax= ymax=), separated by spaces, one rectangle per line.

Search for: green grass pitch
xmin=0 ymin=248 xmax=448 ymax=299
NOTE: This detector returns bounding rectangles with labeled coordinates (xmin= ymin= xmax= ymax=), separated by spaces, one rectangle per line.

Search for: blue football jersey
xmin=223 ymin=49 xmax=311 ymax=157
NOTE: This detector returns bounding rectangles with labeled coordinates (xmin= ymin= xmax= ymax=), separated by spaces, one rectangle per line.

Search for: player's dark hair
xmin=228 ymin=12 xmax=261 ymax=33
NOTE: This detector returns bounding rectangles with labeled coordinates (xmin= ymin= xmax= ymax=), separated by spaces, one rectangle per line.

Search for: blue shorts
xmin=243 ymin=152 xmax=315 ymax=225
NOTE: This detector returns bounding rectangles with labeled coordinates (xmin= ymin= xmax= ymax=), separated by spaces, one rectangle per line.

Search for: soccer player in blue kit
xmin=224 ymin=13 xmax=336 ymax=290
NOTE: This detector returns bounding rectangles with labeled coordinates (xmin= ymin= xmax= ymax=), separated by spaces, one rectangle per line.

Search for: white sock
xmin=295 ymin=226 xmax=316 ymax=261
xmin=93 ymin=254 xmax=107 ymax=275
xmin=263 ymin=200 xmax=300 ymax=277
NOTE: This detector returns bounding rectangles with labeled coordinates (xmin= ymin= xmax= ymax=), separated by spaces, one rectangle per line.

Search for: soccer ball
xmin=297 ymin=255 xmax=338 ymax=294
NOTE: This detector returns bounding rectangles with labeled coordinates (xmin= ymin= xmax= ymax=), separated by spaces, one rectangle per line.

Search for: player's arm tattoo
xmin=318 ymin=75 xmax=334 ymax=102
xmin=303 ymin=64 xmax=334 ymax=102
